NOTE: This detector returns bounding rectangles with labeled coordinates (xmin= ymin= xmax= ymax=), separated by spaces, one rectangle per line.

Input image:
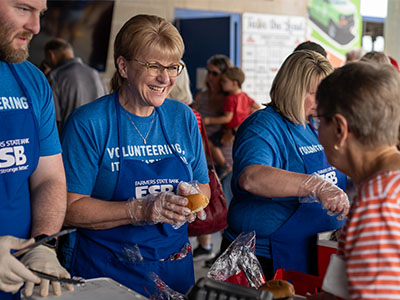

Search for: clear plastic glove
xmin=0 ymin=236 xmax=40 ymax=294
xmin=21 ymin=245 xmax=73 ymax=297
xmin=126 ymin=192 xmax=191 ymax=226
xmin=177 ymin=181 xmax=207 ymax=221
xmin=298 ymin=175 xmax=350 ymax=220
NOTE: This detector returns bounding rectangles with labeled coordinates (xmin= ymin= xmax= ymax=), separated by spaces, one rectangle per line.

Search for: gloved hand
xmin=0 ymin=236 xmax=40 ymax=294
xmin=177 ymin=181 xmax=207 ymax=221
xmin=127 ymin=192 xmax=191 ymax=225
xmin=21 ymin=245 xmax=73 ymax=297
xmin=298 ymin=175 xmax=350 ymax=220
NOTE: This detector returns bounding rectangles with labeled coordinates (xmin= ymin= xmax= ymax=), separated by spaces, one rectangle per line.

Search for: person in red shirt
xmin=203 ymin=67 xmax=260 ymax=178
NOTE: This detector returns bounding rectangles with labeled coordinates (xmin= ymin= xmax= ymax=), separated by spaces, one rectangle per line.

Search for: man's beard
xmin=0 ymin=21 xmax=32 ymax=63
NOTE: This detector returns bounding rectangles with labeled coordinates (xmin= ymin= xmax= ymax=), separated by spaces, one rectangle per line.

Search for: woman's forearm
xmin=64 ymin=194 xmax=131 ymax=230
xmin=238 ymin=165 xmax=310 ymax=198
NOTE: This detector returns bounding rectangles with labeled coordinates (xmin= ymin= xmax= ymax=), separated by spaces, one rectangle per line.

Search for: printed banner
xmin=307 ymin=0 xmax=362 ymax=66
xmin=241 ymin=13 xmax=307 ymax=105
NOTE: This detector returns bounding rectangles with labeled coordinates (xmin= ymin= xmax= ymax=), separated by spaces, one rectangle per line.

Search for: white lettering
xmin=152 ymin=145 xmax=158 ymax=156
xmin=111 ymin=161 xmax=119 ymax=172
xmin=3 ymin=97 xmax=11 ymax=109
xmin=106 ymin=143 xmax=188 ymax=163
xmin=132 ymin=145 xmax=140 ymax=156
xmin=127 ymin=145 xmax=134 ymax=156
xmin=14 ymin=146 xmax=26 ymax=165
xmin=146 ymin=145 xmax=152 ymax=155
xmin=107 ymin=148 xmax=115 ymax=159
xmin=148 ymin=185 xmax=162 ymax=194
xmin=122 ymin=146 xmax=129 ymax=157
xmin=0 ymin=146 xmax=27 ymax=168
xmin=322 ymin=171 xmax=338 ymax=185
xmin=136 ymin=186 xmax=148 ymax=198
xmin=158 ymin=145 xmax=165 ymax=155
xmin=0 ymin=148 xmax=15 ymax=168
xmin=298 ymin=144 xmax=324 ymax=155
xmin=0 ymin=97 xmax=29 ymax=111
xmin=135 ymin=184 xmax=174 ymax=198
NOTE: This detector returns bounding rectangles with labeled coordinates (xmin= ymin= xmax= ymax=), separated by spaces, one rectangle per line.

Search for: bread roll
xmin=258 ymin=280 xmax=295 ymax=299
xmin=186 ymin=194 xmax=209 ymax=212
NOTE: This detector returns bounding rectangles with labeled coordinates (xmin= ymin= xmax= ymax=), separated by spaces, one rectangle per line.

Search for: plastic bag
xmin=172 ymin=181 xmax=207 ymax=230
xmin=148 ymin=272 xmax=185 ymax=300
xmin=177 ymin=181 xmax=207 ymax=221
xmin=207 ymin=231 xmax=265 ymax=288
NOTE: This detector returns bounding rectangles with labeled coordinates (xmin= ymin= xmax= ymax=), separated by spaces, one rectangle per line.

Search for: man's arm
xmin=29 ymin=154 xmax=67 ymax=237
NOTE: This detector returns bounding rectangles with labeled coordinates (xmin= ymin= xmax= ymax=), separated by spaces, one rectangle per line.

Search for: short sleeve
xmin=223 ymin=95 xmax=236 ymax=113
xmin=233 ymin=116 xmax=283 ymax=179
xmin=61 ymin=113 xmax=100 ymax=195
xmin=22 ymin=62 xmax=61 ymax=156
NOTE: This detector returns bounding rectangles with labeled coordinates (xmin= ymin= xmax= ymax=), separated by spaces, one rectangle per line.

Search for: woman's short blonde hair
xmin=270 ymin=50 xmax=333 ymax=125
xmin=110 ymin=14 xmax=184 ymax=92
xmin=317 ymin=62 xmax=400 ymax=147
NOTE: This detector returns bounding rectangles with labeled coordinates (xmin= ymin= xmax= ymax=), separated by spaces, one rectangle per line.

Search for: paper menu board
xmin=242 ymin=13 xmax=307 ymax=105
xmin=22 ymin=277 xmax=149 ymax=300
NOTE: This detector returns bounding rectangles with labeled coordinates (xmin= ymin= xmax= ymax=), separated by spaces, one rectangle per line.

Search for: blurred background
xmin=28 ymin=0 xmax=395 ymax=106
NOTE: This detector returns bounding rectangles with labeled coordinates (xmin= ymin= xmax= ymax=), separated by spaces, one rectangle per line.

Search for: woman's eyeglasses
xmin=207 ymin=70 xmax=221 ymax=77
xmin=134 ymin=59 xmax=184 ymax=77
xmin=309 ymin=114 xmax=331 ymax=131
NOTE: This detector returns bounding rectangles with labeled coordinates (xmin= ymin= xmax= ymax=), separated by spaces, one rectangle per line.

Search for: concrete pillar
xmin=385 ymin=0 xmax=400 ymax=62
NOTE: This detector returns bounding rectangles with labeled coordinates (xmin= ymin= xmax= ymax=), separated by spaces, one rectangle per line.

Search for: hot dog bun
xmin=186 ymin=194 xmax=209 ymax=213
xmin=258 ymin=280 xmax=295 ymax=299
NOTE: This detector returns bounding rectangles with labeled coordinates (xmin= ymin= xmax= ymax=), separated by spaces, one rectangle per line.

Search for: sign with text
xmin=242 ymin=13 xmax=307 ymax=105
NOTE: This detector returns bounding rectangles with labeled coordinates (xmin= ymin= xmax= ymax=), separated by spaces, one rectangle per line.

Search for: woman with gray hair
xmin=307 ymin=62 xmax=400 ymax=300
xmin=222 ymin=50 xmax=349 ymax=278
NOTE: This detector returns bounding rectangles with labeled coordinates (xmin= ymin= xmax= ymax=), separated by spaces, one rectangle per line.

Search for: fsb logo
xmin=135 ymin=184 xmax=174 ymax=198
xmin=0 ymin=146 xmax=27 ymax=168
xmin=321 ymin=171 xmax=338 ymax=185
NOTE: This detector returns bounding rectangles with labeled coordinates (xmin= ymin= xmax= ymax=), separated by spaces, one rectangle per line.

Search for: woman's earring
xmin=334 ymin=145 xmax=340 ymax=150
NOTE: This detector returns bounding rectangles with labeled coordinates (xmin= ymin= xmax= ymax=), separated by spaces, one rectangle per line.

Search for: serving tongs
xmin=12 ymin=228 xmax=84 ymax=285
xmin=28 ymin=268 xmax=85 ymax=285
xmin=12 ymin=228 xmax=77 ymax=258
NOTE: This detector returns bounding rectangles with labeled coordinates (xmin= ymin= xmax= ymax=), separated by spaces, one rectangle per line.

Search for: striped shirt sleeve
xmin=338 ymin=171 xmax=400 ymax=300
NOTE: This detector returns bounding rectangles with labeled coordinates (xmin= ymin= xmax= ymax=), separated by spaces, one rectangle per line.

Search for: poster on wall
xmin=307 ymin=0 xmax=362 ymax=67
xmin=241 ymin=13 xmax=307 ymax=105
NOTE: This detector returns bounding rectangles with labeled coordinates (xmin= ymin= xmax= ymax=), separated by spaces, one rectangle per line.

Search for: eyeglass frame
xmin=309 ymin=113 xmax=333 ymax=131
xmin=133 ymin=59 xmax=184 ymax=77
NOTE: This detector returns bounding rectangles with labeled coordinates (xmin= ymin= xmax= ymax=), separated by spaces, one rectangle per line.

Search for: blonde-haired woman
xmin=223 ymin=50 xmax=349 ymax=279
xmin=61 ymin=14 xmax=210 ymax=295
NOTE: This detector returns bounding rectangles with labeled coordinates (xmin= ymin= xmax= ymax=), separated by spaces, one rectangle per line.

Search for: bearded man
xmin=0 ymin=1 xmax=72 ymax=299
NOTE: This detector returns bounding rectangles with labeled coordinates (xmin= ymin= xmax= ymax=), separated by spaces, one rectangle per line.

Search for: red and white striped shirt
xmin=338 ymin=171 xmax=400 ymax=300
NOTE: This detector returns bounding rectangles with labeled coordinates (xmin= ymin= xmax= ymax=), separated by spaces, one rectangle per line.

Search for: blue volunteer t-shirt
xmin=0 ymin=61 xmax=61 ymax=157
xmin=0 ymin=61 xmax=61 ymax=300
xmin=61 ymin=93 xmax=209 ymax=200
xmin=224 ymin=105 xmax=327 ymax=257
